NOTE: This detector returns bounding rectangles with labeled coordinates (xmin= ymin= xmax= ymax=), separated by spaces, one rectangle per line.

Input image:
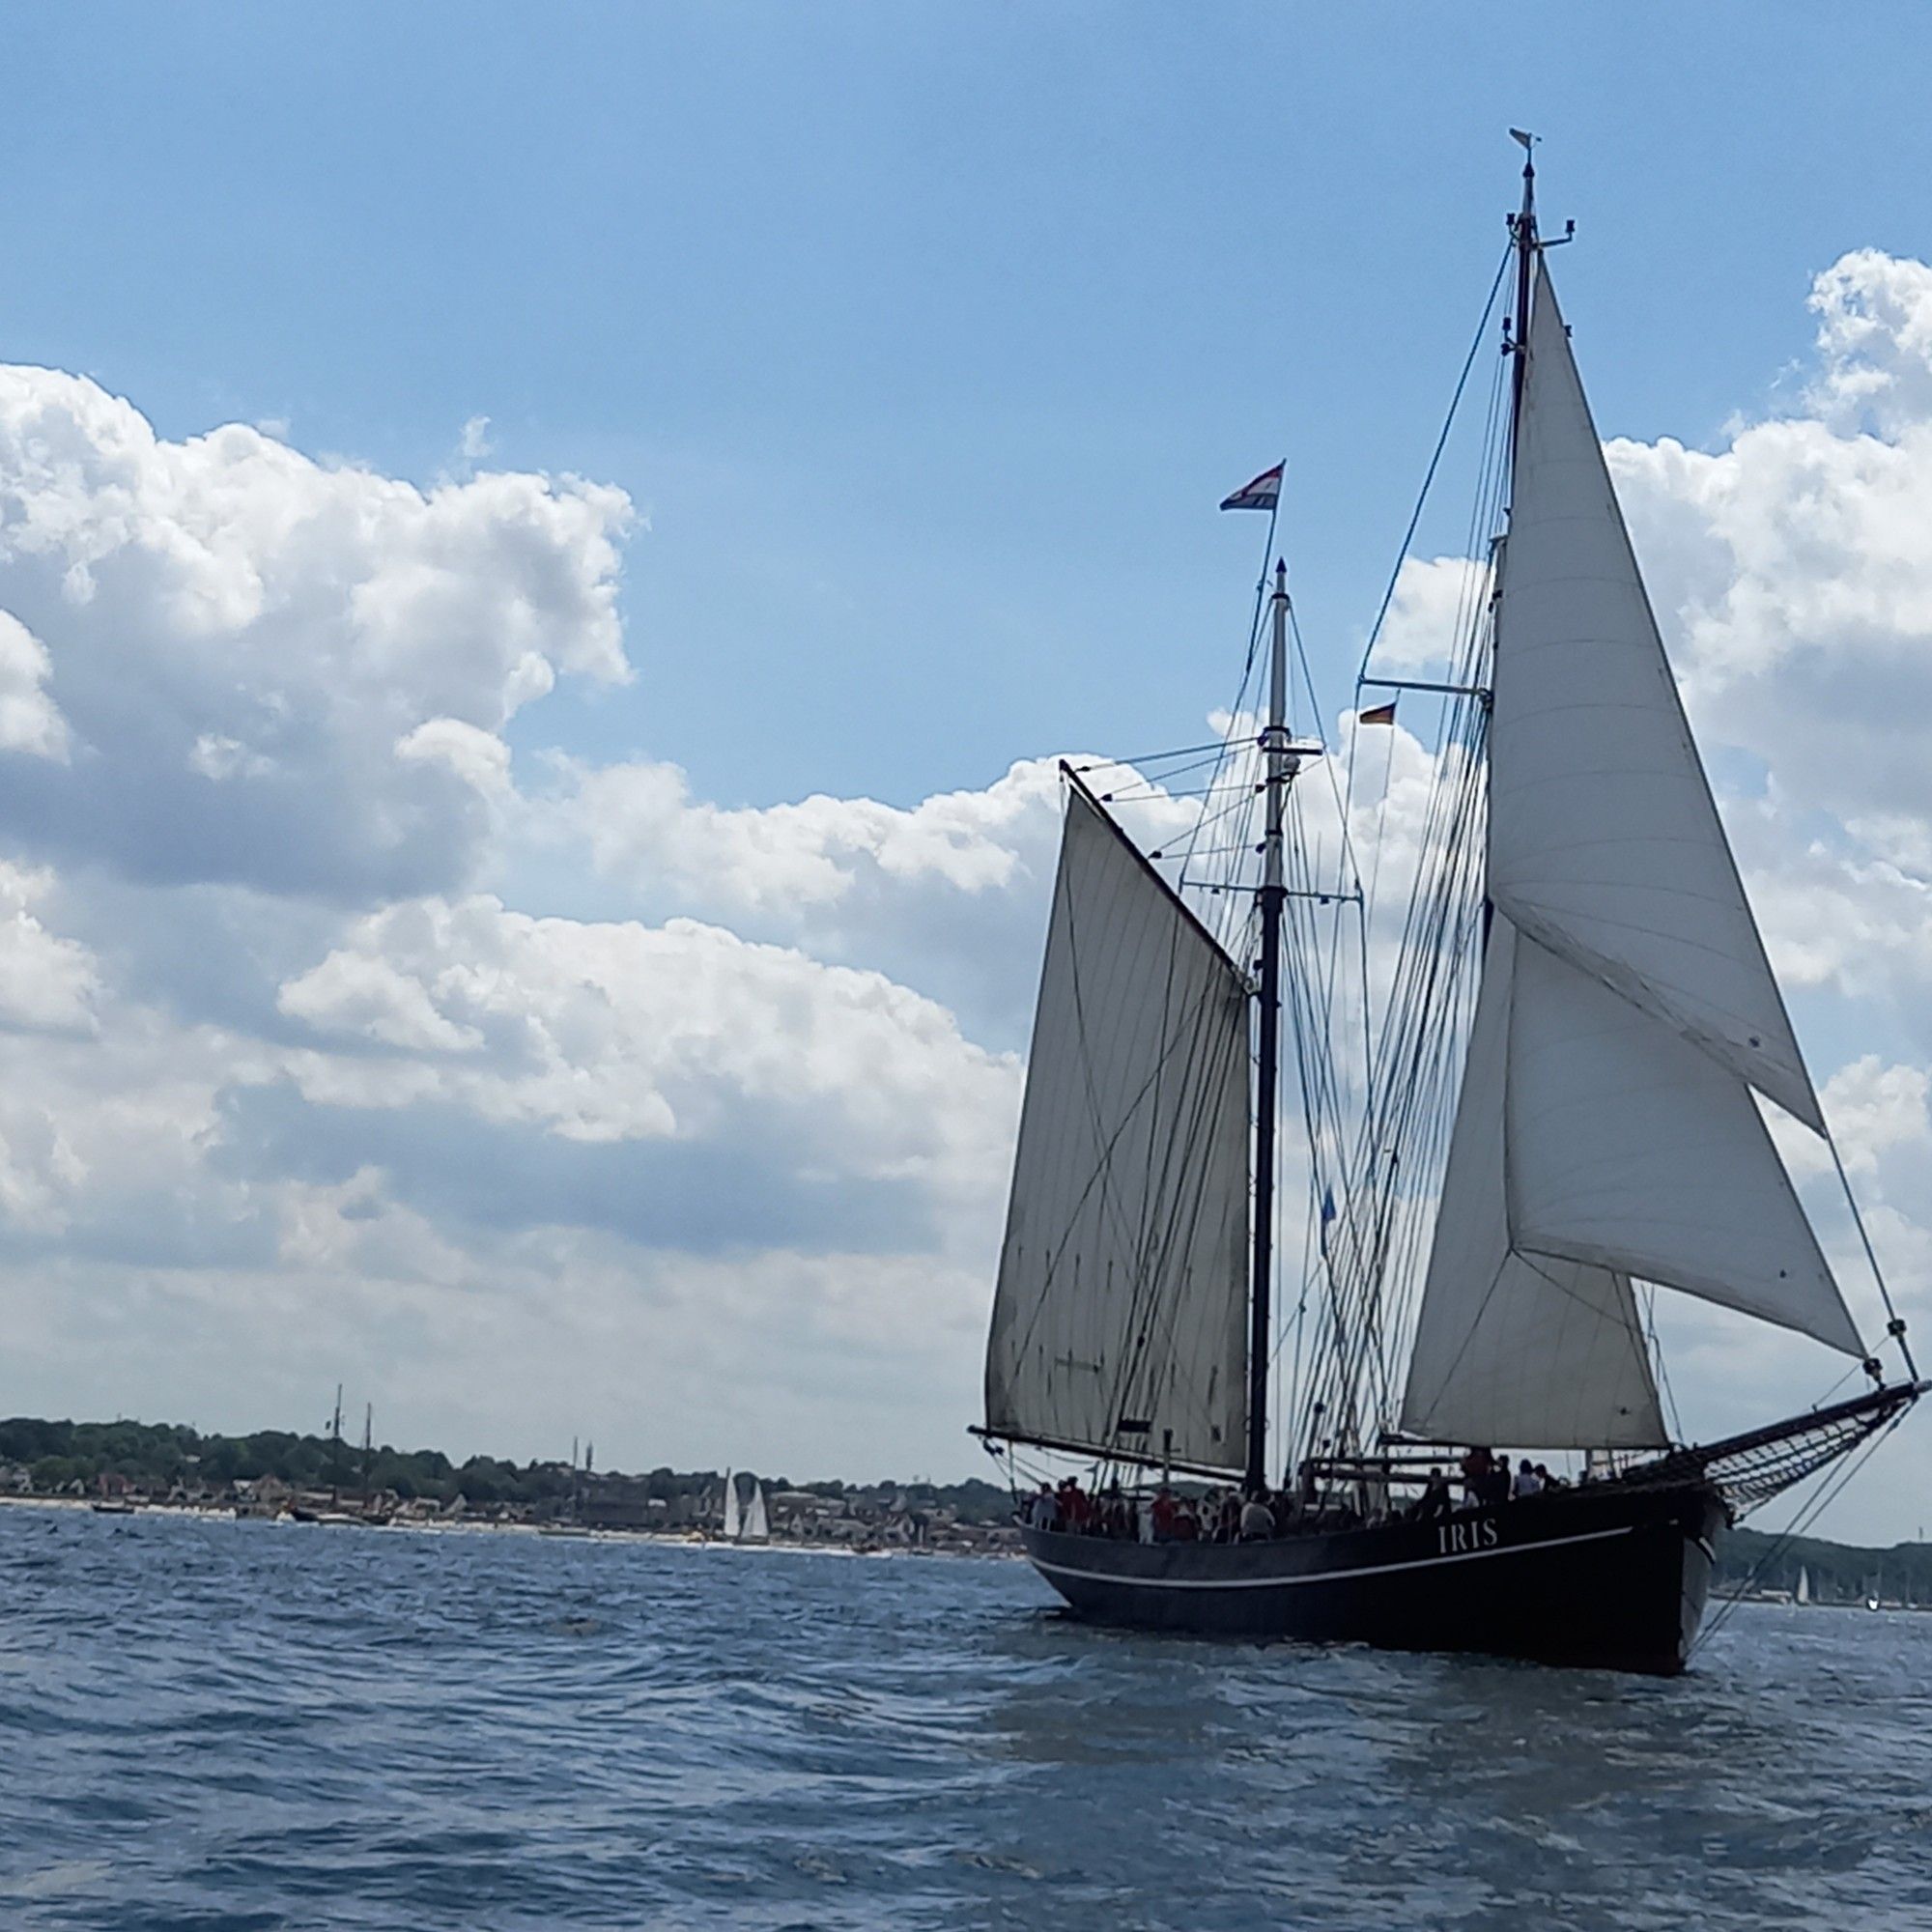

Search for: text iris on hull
xmin=973 ymin=141 xmax=1922 ymax=1675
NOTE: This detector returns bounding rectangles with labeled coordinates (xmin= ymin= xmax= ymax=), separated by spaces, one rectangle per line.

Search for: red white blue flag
xmin=1219 ymin=462 xmax=1283 ymax=512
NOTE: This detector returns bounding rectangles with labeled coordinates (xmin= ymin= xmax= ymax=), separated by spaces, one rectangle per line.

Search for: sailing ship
xmin=975 ymin=141 xmax=1923 ymax=1675
xmin=289 ymin=1384 xmax=365 ymax=1525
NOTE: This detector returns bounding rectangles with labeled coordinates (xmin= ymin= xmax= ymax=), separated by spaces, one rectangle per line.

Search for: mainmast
xmin=1507 ymin=129 xmax=1538 ymax=458
xmin=1247 ymin=559 xmax=1295 ymax=1492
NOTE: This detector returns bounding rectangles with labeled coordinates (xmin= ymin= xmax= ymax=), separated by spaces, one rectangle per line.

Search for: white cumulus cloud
xmin=0 ymin=366 xmax=631 ymax=900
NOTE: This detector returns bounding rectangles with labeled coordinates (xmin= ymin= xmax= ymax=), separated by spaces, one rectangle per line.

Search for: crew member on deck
xmin=1411 ymin=1467 xmax=1452 ymax=1523
xmin=1239 ymin=1491 xmax=1276 ymax=1541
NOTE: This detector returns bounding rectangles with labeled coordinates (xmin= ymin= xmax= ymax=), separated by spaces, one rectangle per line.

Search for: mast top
xmin=1510 ymin=129 xmax=1538 ymax=245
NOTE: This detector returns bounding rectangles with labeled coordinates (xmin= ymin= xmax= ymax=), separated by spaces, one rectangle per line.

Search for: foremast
xmin=1247 ymin=561 xmax=1293 ymax=1492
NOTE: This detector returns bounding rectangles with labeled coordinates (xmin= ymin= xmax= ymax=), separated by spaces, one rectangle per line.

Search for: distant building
xmin=580 ymin=1478 xmax=661 ymax=1531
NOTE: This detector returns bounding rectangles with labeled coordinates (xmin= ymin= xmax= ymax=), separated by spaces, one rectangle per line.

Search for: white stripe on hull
xmin=1031 ymin=1521 xmax=1639 ymax=1592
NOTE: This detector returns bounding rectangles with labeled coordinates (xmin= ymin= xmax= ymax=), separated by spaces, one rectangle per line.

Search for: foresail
xmin=1505 ymin=930 xmax=1863 ymax=1357
xmin=1489 ymin=255 xmax=1824 ymax=1133
xmin=984 ymin=779 xmax=1250 ymax=1472
xmin=1402 ymin=1252 xmax=1667 ymax=1450
xmin=1401 ymin=921 xmax=1667 ymax=1449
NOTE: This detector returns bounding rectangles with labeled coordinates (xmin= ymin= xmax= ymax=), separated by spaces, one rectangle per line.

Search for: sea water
xmin=1 ymin=1504 xmax=1928 ymax=1930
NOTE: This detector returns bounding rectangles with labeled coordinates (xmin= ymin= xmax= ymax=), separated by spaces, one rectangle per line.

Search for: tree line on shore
xmin=0 ymin=1414 xmax=1015 ymax=1521
xmin=1719 ymin=1524 xmax=1932 ymax=1604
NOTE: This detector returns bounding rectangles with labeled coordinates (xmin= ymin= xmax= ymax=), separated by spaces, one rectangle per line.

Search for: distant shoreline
xmin=0 ymin=1413 xmax=1020 ymax=1553
xmin=0 ymin=1492 xmax=1025 ymax=1559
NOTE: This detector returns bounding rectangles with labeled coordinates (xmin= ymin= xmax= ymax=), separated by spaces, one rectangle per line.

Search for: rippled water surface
xmin=3 ymin=1505 xmax=1930 ymax=1929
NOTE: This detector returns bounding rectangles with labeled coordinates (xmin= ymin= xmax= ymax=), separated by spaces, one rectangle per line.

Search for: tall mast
xmin=1507 ymin=130 xmax=1538 ymax=466
xmin=1247 ymin=559 xmax=1295 ymax=1492
xmin=1483 ymin=129 xmax=1539 ymax=957
xmin=328 ymin=1383 xmax=344 ymax=1508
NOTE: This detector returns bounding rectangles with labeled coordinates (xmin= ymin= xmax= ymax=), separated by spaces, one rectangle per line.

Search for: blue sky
xmin=10 ymin=4 xmax=1930 ymax=808
xmin=4 ymin=7 xmax=1932 ymax=1534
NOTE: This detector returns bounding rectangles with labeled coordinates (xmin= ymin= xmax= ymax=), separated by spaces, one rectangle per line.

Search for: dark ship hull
xmin=1020 ymin=1479 xmax=1726 ymax=1675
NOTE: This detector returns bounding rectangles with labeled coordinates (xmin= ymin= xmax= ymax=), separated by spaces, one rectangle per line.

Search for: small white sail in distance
xmin=721 ymin=1468 xmax=740 ymax=1541
xmin=744 ymin=1482 xmax=770 ymax=1544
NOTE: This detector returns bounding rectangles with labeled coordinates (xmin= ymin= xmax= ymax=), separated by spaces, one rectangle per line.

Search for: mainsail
xmin=721 ymin=1469 xmax=739 ymax=1541
xmin=1400 ymin=250 xmax=1864 ymax=1448
xmin=744 ymin=1482 xmax=770 ymax=1543
xmin=983 ymin=774 xmax=1252 ymax=1473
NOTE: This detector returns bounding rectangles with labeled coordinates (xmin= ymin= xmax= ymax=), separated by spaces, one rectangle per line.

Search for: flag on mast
xmin=1219 ymin=462 xmax=1283 ymax=512
xmin=1358 ymin=699 xmax=1397 ymax=726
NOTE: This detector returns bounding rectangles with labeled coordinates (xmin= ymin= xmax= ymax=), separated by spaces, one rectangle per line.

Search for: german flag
xmin=1359 ymin=700 xmax=1398 ymax=726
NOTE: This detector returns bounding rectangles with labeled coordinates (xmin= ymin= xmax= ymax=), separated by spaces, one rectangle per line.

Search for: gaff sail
xmin=983 ymin=774 xmax=1252 ymax=1473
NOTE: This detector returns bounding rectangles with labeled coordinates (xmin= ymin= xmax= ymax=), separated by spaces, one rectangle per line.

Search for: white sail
xmin=1797 ymin=1564 xmax=1811 ymax=1605
xmin=1402 ymin=921 xmax=1668 ymax=1449
xmin=1506 ymin=931 xmax=1861 ymax=1355
xmin=1489 ymin=256 xmax=1823 ymax=1133
xmin=721 ymin=1469 xmax=739 ymax=1541
xmin=984 ymin=778 xmax=1251 ymax=1472
xmin=1400 ymin=247 xmax=1869 ymax=1450
xmin=744 ymin=1482 xmax=769 ymax=1543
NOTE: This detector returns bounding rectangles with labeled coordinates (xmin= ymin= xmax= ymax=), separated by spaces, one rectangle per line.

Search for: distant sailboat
xmin=743 ymin=1482 xmax=770 ymax=1545
xmin=717 ymin=1470 xmax=770 ymax=1546
xmin=1797 ymin=1565 xmax=1812 ymax=1606
xmin=974 ymin=138 xmax=1923 ymax=1676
